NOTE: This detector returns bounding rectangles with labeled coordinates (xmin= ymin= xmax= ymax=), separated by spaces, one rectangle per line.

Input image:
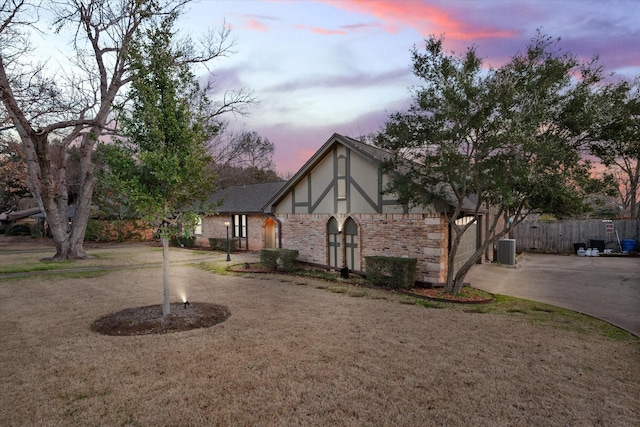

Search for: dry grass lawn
xmin=0 ymin=241 xmax=638 ymax=426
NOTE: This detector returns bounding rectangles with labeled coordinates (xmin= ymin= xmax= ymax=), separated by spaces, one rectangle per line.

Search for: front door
xmin=264 ymin=218 xmax=277 ymax=248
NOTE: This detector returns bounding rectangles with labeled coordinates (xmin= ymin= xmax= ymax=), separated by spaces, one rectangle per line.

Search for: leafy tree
xmin=376 ymin=34 xmax=605 ymax=293
xmin=0 ymin=0 xmax=253 ymax=260
xmin=590 ymin=79 xmax=640 ymax=219
xmin=102 ymin=12 xmax=219 ymax=317
xmin=0 ymin=136 xmax=29 ymax=212
xmin=232 ymin=131 xmax=275 ymax=173
xmin=214 ymin=164 xmax=281 ymax=189
xmin=210 ymin=129 xmax=280 ymax=187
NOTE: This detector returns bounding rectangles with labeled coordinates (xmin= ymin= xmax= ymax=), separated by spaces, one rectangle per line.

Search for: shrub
xmin=5 ymin=223 xmax=32 ymax=236
xmin=30 ymin=221 xmax=47 ymax=238
xmin=365 ymin=256 xmax=417 ymax=289
xmin=84 ymin=219 xmax=108 ymax=242
xmin=106 ymin=220 xmax=147 ymax=242
xmin=209 ymin=237 xmax=239 ymax=252
xmin=260 ymin=248 xmax=299 ymax=272
xmin=170 ymin=235 xmax=196 ymax=248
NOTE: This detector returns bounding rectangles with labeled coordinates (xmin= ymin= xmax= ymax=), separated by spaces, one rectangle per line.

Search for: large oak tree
xmin=0 ymin=0 xmax=251 ymax=260
xmin=376 ymin=34 xmax=606 ymax=293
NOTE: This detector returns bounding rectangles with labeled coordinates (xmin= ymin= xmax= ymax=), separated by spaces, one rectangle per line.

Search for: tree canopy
xmin=589 ymin=79 xmax=640 ymax=219
xmin=0 ymin=137 xmax=29 ymax=212
xmin=376 ymin=33 xmax=607 ymax=293
xmin=211 ymin=129 xmax=281 ymax=188
xmin=105 ymin=13 xmax=217 ymax=223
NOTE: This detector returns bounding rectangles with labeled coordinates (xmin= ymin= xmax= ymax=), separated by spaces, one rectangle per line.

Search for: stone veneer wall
xmin=277 ymin=213 xmax=449 ymax=285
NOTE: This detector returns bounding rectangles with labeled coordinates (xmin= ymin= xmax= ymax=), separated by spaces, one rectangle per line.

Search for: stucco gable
xmin=266 ymin=133 xmax=390 ymax=211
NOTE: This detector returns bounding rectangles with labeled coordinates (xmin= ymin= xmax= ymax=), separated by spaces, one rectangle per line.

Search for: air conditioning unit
xmin=497 ymin=239 xmax=516 ymax=265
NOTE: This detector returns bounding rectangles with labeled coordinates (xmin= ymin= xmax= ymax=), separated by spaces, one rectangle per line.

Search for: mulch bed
xmin=228 ymin=263 xmax=273 ymax=273
xmin=229 ymin=263 xmax=493 ymax=304
xmin=405 ymin=287 xmax=494 ymax=304
xmin=91 ymin=302 xmax=231 ymax=336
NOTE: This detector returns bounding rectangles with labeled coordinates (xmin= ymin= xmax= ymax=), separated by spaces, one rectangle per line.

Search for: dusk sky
xmin=180 ymin=0 xmax=640 ymax=176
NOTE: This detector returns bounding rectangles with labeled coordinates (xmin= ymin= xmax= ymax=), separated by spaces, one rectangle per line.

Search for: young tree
xmin=590 ymin=79 xmax=640 ymax=219
xmin=376 ymin=34 xmax=605 ymax=293
xmin=0 ymin=0 xmax=252 ymax=260
xmin=101 ymin=12 xmax=221 ymax=316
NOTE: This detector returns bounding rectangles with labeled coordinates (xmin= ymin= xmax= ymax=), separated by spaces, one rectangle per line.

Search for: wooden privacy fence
xmin=512 ymin=219 xmax=640 ymax=254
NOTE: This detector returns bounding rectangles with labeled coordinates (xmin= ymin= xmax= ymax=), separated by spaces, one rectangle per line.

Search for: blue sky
xmin=180 ymin=0 xmax=640 ymax=175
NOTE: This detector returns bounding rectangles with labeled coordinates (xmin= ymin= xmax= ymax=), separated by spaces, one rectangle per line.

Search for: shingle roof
xmin=6 ymin=207 xmax=42 ymax=220
xmin=339 ymin=134 xmax=393 ymax=162
xmin=208 ymin=181 xmax=287 ymax=213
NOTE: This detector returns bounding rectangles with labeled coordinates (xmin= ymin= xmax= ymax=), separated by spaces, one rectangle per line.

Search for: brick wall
xmin=277 ymin=213 xmax=449 ymax=285
xmin=197 ymin=214 xmax=268 ymax=251
xmin=245 ymin=215 xmax=267 ymax=251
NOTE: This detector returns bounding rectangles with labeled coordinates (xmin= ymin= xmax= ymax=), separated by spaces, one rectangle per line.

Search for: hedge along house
xmin=195 ymin=181 xmax=287 ymax=251
xmin=265 ymin=133 xmax=486 ymax=286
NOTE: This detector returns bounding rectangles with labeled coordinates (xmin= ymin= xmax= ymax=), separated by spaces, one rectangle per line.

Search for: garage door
xmin=452 ymin=216 xmax=478 ymax=275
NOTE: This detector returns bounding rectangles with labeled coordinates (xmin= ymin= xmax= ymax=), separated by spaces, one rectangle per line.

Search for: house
xmin=195 ymin=181 xmax=287 ymax=251
xmin=0 ymin=206 xmax=42 ymax=233
xmin=265 ymin=133 xmax=485 ymax=286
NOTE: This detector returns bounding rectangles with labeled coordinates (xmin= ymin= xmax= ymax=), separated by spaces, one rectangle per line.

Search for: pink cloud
xmin=342 ymin=22 xmax=398 ymax=34
xmin=322 ymin=0 xmax=516 ymax=40
xmin=245 ymin=18 xmax=270 ymax=32
xmin=294 ymin=24 xmax=347 ymax=35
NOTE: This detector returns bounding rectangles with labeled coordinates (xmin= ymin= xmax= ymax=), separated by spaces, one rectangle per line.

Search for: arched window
xmin=343 ymin=217 xmax=359 ymax=271
xmin=327 ymin=217 xmax=341 ymax=268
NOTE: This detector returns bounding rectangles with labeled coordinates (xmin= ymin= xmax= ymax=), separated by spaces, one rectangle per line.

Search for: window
xmin=337 ymin=179 xmax=346 ymax=200
xmin=327 ymin=217 xmax=341 ymax=268
xmin=337 ymin=154 xmax=347 ymax=200
xmin=194 ymin=216 xmax=202 ymax=235
xmin=233 ymin=214 xmax=247 ymax=238
xmin=337 ymin=155 xmax=346 ymax=176
xmin=344 ymin=217 xmax=359 ymax=271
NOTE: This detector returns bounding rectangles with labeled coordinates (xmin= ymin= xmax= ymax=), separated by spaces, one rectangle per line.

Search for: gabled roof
xmin=2 ymin=205 xmax=85 ymax=221
xmin=266 ymin=133 xmax=390 ymax=210
xmin=266 ymin=132 xmax=486 ymax=215
xmin=0 ymin=207 xmax=41 ymax=222
xmin=208 ymin=181 xmax=287 ymax=214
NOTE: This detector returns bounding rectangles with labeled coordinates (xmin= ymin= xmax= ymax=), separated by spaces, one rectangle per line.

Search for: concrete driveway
xmin=466 ymin=253 xmax=640 ymax=337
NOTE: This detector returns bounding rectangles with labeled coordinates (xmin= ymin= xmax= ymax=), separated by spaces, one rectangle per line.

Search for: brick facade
xmin=196 ymin=214 xmax=272 ymax=251
xmin=277 ymin=212 xmax=449 ymax=285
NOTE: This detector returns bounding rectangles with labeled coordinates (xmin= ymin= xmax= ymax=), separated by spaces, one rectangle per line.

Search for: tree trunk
xmin=445 ymin=223 xmax=463 ymax=294
xmin=66 ymin=132 xmax=99 ymax=259
xmin=446 ymin=207 xmax=517 ymax=294
xmin=629 ymin=164 xmax=638 ymax=219
xmin=162 ymin=233 xmax=171 ymax=317
xmin=33 ymin=131 xmax=96 ymax=260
